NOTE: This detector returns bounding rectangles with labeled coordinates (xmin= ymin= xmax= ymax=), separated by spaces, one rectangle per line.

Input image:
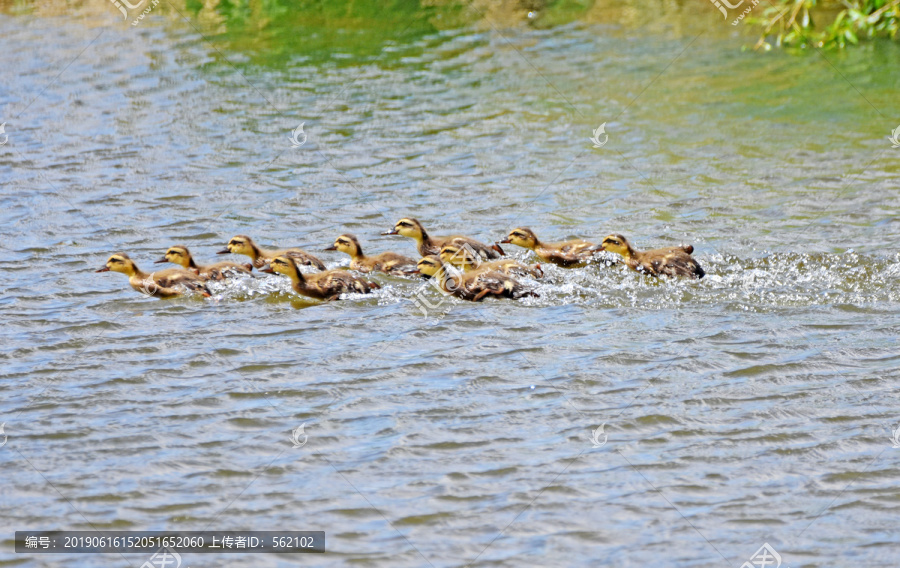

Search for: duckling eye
xmin=398 ymin=221 xmax=412 ymax=227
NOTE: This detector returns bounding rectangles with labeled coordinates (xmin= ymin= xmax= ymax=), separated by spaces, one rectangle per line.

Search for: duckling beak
xmin=216 ymin=248 xmax=230 ymax=255
xmin=259 ymin=265 xmax=275 ymax=274
xmin=153 ymin=257 xmax=168 ymax=264
xmin=324 ymin=245 xmax=337 ymax=251
xmin=492 ymin=243 xmax=505 ymax=255
xmin=499 ymin=238 xmax=511 ymax=244
xmin=381 ymin=229 xmax=399 ymax=235
xmin=95 ymin=266 xmax=110 ymax=272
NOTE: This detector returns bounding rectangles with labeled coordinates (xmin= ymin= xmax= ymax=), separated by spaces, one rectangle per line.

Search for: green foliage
xmin=747 ymin=0 xmax=899 ymax=49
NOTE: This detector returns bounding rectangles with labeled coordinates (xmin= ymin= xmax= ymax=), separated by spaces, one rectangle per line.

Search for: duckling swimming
xmin=96 ymin=253 xmax=211 ymax=298
xmin=416 ymin=255 xmax=536 ymax=302
xmin=155 ymin=245 xmax=252 ymax=281
xmin=218 ymin=235 xmax=326 ymax=270
xmin=325 ymin=234 xmax=418 ymax=276
xmin=261 ymin=255 xmax=378 ymax=301
xmin=439 ymin=243 xmax=543 ymax=278
xmin=501 ymin=227 xmax=599 ymax=268
xmin=598 ymin=234 xmax=704 ymax=279
xmin=383 ymin=218 xmax=503 ymax=260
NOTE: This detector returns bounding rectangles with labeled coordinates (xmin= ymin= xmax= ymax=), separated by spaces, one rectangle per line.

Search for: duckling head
xmin=383 ymin=218 xmax=425 ymax=240
xmin=416 ymin=255 xmax=442 ymax=278
xmin=325 ymin=234 xmax=362 ymax=257
xmin=96 ymin=253 xmax=138 ymax=276
xmin=156 ymin=245 xmax=193 ymax=268
xmin=440 ymin=243 xmax=479 ymax=270
xmin=599 ymin=234 xmax=634 ymax=258
xmin=501 ymin=227 xmax=539 ymax=249
xmin=260 ymin=255 xmax=304 ymax=281
xmin=218 ymin=235 xmax=255 ymax=256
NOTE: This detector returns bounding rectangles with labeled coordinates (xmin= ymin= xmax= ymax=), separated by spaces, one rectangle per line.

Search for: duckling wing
xmin=374 ymin=252 xmax=418 ymax=276
xmin=200 ymin=261 xmax=252 ymax=281
xmin=488 ymin=260 xmax=542 ymax=279
xmin=154 ymin=269 xmax=212 ymax=296
xmin=284 ymin=249 xmax=327 ymax=270
xmin=646 ymin=252 xmax=705 ymax=279
xmin=470 ymin=270 xmax=532 ymax=300
xmin=541 ymin=249 xmax=585 ymax=268
xmin=321 ymin=271 xmax=374 ymax=295
xmin=447 ymin=236 xmax=502 ymax=260
xmin=558 ymin=240 xmax=594 ymax=255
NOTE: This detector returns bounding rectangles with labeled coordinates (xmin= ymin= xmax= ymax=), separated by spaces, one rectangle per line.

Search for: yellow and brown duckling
xmin=218 ymin=235 xmax=326 ymax=271
xmin=261 ymin=255 xmax=378 ymax=301
xmin=416 ymin=255 xmax=536 ymax=302
xmin=598 ymin=234 xmax=705 ymax=279
xmin=501 ymin=227 xmax=600 ymax=268
xmin=439 ymin=243 xmax=543 ymax=279
xmin=96 ymin=253 xmax=211 ymax=298
xmin=155 ymin=245 xmax=252 ymax=281
xmin=325 ymin=234 xmax=418 ymax=276
xmin=383 ymin=218 xmax=504 ymax=260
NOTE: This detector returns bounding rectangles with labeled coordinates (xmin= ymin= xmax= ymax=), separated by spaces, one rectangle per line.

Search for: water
xmin=2 ymin=1 xmax=900 ymax=566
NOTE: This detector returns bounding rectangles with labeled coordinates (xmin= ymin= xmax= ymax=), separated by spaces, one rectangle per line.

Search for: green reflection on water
xmin=180 ymin=0 xmax=459 ymax=66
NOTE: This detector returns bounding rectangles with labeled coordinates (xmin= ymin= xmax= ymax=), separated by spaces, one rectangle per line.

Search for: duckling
xmin=382 ymin=218 xmax=504 ymax=260
xmin=439 ymin=243 xmax=543 ymax=278
xmin=416 ymin=256 xmax=536 ymax=302
xmin=261 ymin=255 xmax=378 ymax=301
xmin=155 ymin=245 xmax=252 ymax=281
xmin=218 ymin=235 xmax=326 ymax=270
xmin=95 ymin=253 xmax=211 ymax=298
xmin=500 ymin=227 xmax=599 ymax=268
xmin=324 ymin=234 xmax=418 ymax=276
xmin=598 ymin=234 xmax=705 ymax=279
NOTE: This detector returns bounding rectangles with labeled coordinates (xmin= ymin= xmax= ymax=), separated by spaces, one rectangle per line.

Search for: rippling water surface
xmin=2 ymin=1 xmax=900 ymax=566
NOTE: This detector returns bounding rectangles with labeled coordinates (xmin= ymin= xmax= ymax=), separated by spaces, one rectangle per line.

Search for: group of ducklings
xmin=96 ymin=218 xmax=705 ymax=302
